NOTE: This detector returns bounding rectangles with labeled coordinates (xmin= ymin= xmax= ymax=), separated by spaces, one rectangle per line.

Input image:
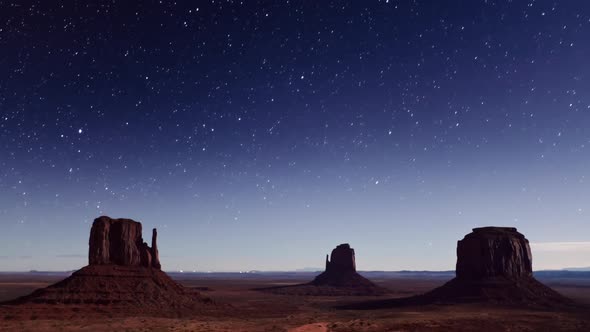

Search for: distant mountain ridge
xmin=562 ymin=267 xmax=590 ymax=271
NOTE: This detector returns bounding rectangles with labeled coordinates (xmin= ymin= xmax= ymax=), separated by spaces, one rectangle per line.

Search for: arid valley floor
xmin=1 ymin=271 xmax=589 ymax=331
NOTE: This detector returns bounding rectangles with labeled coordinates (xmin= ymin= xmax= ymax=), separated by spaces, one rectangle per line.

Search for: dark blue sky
xmin=1 ymin=0 xmax=590 ymax=271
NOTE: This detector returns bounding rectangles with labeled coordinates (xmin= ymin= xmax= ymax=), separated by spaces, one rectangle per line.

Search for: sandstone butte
xmin=3 ymin=216 xmax=211 ymax=316
xmin=261 ymin=243 xmax=388 ymax=296
xmin=341 ymin=227 xmax=571 ymax=309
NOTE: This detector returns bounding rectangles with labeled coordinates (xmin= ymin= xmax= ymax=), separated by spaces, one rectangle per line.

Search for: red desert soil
xmin=1 ymin=275 xmax=589 ymax=331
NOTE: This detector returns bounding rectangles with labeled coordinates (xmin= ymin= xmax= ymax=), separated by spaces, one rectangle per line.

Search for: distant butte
xmin=340 ymin=227 xmax=571 ymax=309
xmin=421 ymin=226 xmax=570 ymax=306
xmin=260 ymin=243 xmax=388 ymax=296
xmin=2 ymin=216 xmax=211 ymax=316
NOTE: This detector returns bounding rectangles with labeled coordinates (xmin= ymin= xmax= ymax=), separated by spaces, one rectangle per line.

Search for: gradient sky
xmin=1 ymin=1 xmax=590 ymax=272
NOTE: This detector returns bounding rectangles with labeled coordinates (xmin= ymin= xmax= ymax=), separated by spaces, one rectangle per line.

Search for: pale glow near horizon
xmin=531 ymin=242 xmax=590 ymax=270
xmin=1 ymin=241 xmax=588 ymax=272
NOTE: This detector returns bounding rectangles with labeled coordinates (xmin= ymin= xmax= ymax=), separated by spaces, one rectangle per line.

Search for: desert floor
xmin=1 ymin=272 xmax=589 ymax=331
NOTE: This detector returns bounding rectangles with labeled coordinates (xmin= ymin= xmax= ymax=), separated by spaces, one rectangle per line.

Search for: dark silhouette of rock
xmin=151 ymin=228 xmax=161 ymax=269
xmin=311 ymin=243 xmax=366 ymax=287
xmin=340 ymin=227 xmax=571 ymax=310
xmin=407 ymin=227 xmax=568 ymax=306
xmin=3 ymin=216 xmax=210 ymax=315
xmin=325 ymin=243 xmax=356 ymax=273
xmin=260 ymin=243 xmax=388 ymax=296
xmin=456 ymin=227 xmax=532 ymax=281
xmin=88 ymin=216 xmax=160 ymax=269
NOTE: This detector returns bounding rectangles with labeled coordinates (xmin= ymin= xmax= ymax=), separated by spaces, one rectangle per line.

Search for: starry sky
xmin=1 ymin=0 xmax=590 ymax=272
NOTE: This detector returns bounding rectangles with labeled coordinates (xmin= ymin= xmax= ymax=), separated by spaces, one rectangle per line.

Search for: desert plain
xmin=1 ymin=271 xmax=589 ymax=332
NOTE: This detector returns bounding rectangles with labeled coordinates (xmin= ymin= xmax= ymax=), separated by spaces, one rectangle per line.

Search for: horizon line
xmin=0 ymin=268 xmax=588 ymax=274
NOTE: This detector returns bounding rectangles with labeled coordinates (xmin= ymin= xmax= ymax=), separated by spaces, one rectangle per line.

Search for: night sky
xmin=1 ymin=1 xmax=590 ymax=272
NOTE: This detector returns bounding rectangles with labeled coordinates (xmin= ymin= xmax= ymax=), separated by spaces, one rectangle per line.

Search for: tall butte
xmin=312 ymin=243 xmax=361 ymax=285
xmin=455 ymin=227 xmax=532 ymax=281
xmin=4 ymin=216 xmax=210 ymax=315
xmin=421 ymin=226 xmax=569 ymax=306
xmin=261 ymin=243 xmax=388 ymax=296
xmin=88 ymin=216 xmax=161 ymax=269
xmin=343 ymin=227 xmax=570 ymax=309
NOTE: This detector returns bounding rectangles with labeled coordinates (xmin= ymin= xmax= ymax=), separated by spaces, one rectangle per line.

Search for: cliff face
xmin=325 ymin=243 xmax=356 ymax=273
xmin=88 ymin=216 xmax=161 ymax=269
xmin=456 ymin=227 xmax=532 ymax=281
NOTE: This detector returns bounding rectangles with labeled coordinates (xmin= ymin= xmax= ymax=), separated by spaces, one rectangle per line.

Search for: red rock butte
xmin=425 ymin=226 xmax=569 ymax=304
xmin=456 ymin=227 xmax=532 ymax=281
xmin=341 ymin=227 xmax=571 ymax=309
xmin=261 ymin=243 xmax=388 ymax=296
xmin=311 ymin=243 xmax=366 ymax=286
xmin=2 ymin=216 xmax=211 ymax=316
xmin=89 ymin=216 xmax=161 ymax=269
xmin=324 ymin=243 xmax=356 ymax=273
xmin=420 ymin=226 xmax=570 ymax=306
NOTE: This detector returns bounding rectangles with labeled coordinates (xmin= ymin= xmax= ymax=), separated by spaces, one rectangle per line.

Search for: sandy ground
xmin=1 ymin=274 xmax=589 ymax=331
